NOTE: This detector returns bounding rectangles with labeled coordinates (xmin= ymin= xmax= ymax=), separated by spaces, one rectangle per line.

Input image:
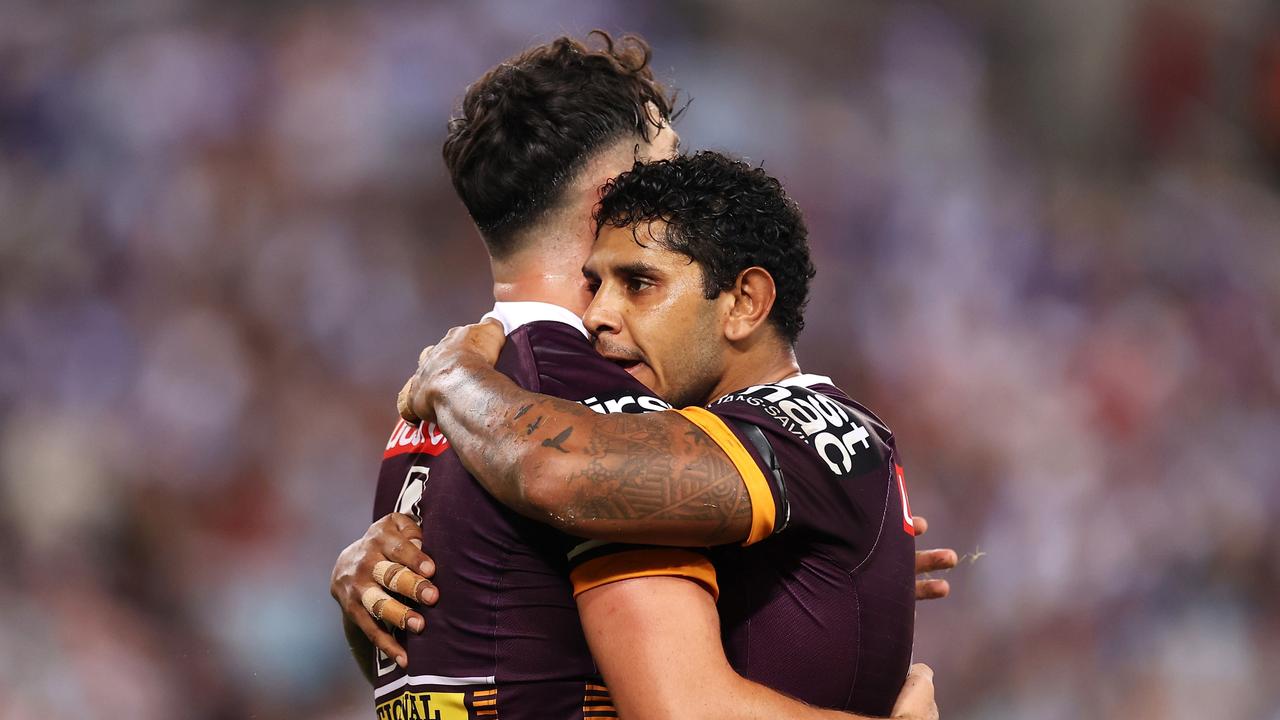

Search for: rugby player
xmin=398 ymin=151 xmax=919 ymax=718
xmin=329 ymin=33 xmax=952 ymax=720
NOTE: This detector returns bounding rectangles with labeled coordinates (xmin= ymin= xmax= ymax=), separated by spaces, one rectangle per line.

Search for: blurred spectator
xmin=0 ymin=1 xmax=1277 ymax=718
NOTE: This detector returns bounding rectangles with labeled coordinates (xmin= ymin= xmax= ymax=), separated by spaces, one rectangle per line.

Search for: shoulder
xmin=709 ymin=379 xmax=891 ymax=479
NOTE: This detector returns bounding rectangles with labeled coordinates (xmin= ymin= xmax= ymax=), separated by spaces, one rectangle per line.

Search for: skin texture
xmin=583 ymin=222 xmax=803 ymax=408
xmin=401 ymin=323 xmax=756 ymax=546
xmin=582 ymin=223 xmax=730 ymax=408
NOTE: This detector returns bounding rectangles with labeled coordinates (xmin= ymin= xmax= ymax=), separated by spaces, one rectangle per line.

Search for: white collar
xmin=482 ymin=301 xmax=589 ymax=338
xmin=775 ymin=372 xmax=835 ymax=388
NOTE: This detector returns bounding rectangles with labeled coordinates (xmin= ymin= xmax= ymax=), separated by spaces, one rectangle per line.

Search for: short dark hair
xmin=594 ymin=152 xmax=816 ymax=344
xmin=443 ymin=31 xmax=676 ymax=258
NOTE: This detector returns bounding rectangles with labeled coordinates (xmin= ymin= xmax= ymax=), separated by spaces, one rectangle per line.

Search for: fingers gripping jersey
xmin=682 ymin=378 xmax=918 ymax=716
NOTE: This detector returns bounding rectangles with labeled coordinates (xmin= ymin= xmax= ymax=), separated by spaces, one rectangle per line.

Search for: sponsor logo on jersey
xmin=580 ymin=392 xmax=671 ymax=415
xmin=384 ymin=419 xmax=450 ymax=459
xmin=714 ymin=384 xmax=882 ymax=477
xmin=376 ymin=690 xmax=469 ymax=720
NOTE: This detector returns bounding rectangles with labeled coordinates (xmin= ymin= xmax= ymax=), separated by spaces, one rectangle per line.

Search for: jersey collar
xmin=775 ymin=372 xmax=835 ymax=388
xmin=482 ymin=301 xmax=589 ymax=338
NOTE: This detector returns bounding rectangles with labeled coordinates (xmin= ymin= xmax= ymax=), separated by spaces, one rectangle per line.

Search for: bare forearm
xmin=709 ymin=677 xmax=865 ymax=720
xmin=427 ymin=357 xmax=597 ymax=515
xmin=579 ymin=578 xmax=877 ymax=720
xmin=428 ymin=358 xmax=752 ymax=546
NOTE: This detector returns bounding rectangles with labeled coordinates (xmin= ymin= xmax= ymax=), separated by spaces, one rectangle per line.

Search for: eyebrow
xmin=582 ymin=260 xmax=663 ymax=280
xmin=614 ymin=261 xmax=663 ymax=277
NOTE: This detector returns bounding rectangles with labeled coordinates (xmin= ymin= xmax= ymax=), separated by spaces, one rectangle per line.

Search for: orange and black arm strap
xmin=729 ymin=419 xmax=791 ymax=536
xmin=672 ymin=407 xmax=788 ymax=545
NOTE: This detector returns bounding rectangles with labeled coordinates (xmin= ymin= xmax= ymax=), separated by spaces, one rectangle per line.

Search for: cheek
xmin=662 ymin=310 xmax=723 ymax=400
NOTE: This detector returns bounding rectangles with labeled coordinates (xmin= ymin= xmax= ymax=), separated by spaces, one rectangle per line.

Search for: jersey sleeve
xmin=566 ymin=540 xmax=719 ymax=600
xmin=673 ymin=382 xmax=895 ymax=547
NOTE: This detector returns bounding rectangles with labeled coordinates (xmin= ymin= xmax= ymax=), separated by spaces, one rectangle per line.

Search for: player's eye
xmin=625 ymin=277 xmax=653 ymax=293
xmin=585 ymin=279 xmax=601 ymax=295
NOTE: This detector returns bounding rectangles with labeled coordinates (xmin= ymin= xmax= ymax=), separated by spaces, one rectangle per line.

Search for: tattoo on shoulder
xmin=513 ymin=403 xmax=534 ymax=421
xmin=541 ymin=426 xmax=573 ymax=453
xmin=525 ymin=416 xmax=544 ymax=435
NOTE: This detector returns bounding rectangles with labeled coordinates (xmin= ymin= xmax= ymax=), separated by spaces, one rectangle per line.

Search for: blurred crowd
xmin=1 ymin=1 xmax=1278 ymax=718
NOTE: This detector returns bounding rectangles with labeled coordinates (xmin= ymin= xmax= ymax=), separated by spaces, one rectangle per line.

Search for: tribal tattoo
xmin=431 ymin=360 xmax=755 ymax=545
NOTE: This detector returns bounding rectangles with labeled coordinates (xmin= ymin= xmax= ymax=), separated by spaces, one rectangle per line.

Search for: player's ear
xmin=724 ymin=267 xmax=776 ymax=342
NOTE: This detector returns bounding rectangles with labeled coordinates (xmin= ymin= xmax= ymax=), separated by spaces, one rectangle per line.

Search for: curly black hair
xmin=443 ymin=31 xmax=678 ymax=258
xmin=595 ymin=151 xmax=816 ymax=344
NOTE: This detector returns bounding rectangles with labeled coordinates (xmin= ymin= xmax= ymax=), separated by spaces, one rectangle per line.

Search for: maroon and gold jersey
xmin=571 ymin=376 xmax=917 ymax=716
xmin=690 ymin=377 xmax=917 ymax=716
xmin=370 ymin=302 xmax=704 ymax=720
xmin=369 ymin=302 xmax=914 ymax=718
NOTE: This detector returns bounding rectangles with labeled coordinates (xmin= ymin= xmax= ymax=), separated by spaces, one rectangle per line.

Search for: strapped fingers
xmin=350 ymin=604 xmax=407 ymax=667
xmin=374 ymin=560 xmax=437 ymax=604
xmin=361 ymin=586 xmax=412 ymax=630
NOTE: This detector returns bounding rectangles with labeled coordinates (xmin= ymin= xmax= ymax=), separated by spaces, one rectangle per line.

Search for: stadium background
xmin=2 ymin=0 xmax=1279 ymax=718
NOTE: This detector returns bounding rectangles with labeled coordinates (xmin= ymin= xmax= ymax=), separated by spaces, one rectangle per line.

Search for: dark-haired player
xmin=330 ymin=33 xmax=951 ymax=720
xmin=399 ymin=152 xmax=917 ymax=717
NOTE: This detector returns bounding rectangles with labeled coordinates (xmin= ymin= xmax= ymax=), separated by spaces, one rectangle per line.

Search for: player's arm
xmin=400 ymin=322 xmax=958 ymax=596
xmin=577 ymin=577 xmax=938 ymax=720
xmin=399 ymin=319 xmax=752 ymax=543
xmin=400 ymin=322 xmax=755 ymax=547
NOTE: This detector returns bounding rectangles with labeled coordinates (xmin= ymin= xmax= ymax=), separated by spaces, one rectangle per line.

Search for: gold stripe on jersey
xmin=583 ymin=682 xmax=618 ymax=718
xmin=673 ymin=406 xmax=776 ymax=545
xmin=570 ymin=548 xmax=719 ymax=600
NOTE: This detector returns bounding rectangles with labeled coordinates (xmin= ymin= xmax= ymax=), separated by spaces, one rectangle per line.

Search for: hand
xmin=331 ymin=513 xmax=439 ymax=668
xmin=398 ymin=319 xmax=507 ymax=425
xmin=890 ymin=664 xmax=938 ymax=720
xmin=912 ymin=516 xmax=957 ymax=601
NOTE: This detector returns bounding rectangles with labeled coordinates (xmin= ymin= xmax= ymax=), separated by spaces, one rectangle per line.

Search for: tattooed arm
xmin=400 ymin=322 xmax=754 ymax=547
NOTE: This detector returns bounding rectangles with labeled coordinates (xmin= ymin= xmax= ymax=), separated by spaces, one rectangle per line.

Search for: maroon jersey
xmin=688 ymin=377 xmax=917 ymax=715
xmin=369 ymin=302 xmax=914 ymax=718
xmin=370 ymin=302 xmax=701 ymax=720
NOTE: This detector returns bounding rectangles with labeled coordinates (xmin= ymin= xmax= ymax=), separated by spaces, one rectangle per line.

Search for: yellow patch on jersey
xmin=376 ymin=690 xmax=469 ymax=720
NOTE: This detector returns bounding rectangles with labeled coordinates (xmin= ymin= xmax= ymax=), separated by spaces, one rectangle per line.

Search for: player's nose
xmin=582 ymin=294 xmax=621 ymax=337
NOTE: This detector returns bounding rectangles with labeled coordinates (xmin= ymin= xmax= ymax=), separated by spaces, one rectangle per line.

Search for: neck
xmin=490 ymin=249 xmax=591 ymax=315
xmin=706 ymin=340 xmax=802 ymax=403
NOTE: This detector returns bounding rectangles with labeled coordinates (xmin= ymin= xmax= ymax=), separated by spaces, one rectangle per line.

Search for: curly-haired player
xmin=331 ymin=32 xmax=952 ymax=720
xmin=399 ymin=152 xmax=920 ymax=717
